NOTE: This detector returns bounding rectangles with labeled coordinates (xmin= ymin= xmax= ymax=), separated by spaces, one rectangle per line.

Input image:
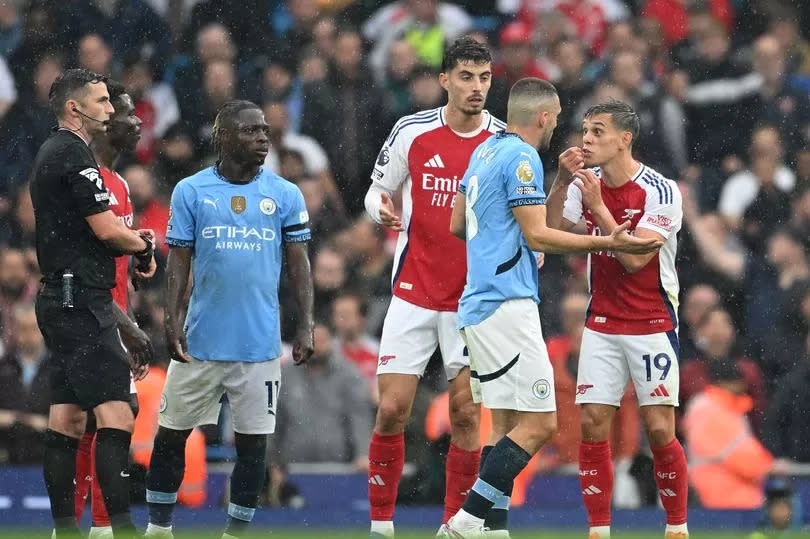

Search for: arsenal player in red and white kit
xmin=546 ymin=101 xmax=687 ymax=539
xmin=74 ymin=80 xmax=156 ymax=539
xmin=363 ymin=37 xmax=505 ymax=537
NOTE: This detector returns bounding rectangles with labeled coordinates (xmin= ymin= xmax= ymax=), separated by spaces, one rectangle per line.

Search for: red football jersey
xmin=100 ymin=166 xmax=134 ymax=313
xmin=370 ymin=107 xmax=505 ymax=311
xmin=563 ymin=164 xmax=682 ymax=335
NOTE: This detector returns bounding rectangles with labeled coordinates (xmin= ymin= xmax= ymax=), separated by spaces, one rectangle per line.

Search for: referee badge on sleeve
xmin=231 ymin=196 xmax=246 ymax=214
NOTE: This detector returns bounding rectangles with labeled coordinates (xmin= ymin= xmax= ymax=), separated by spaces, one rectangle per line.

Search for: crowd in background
xmin=0 ymin=0 xmax=809 ymax=514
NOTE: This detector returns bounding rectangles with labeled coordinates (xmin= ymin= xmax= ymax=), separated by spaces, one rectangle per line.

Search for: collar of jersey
xmin=497 ymin=131 xmax=524 ymax=142
xmin=213 ymin=163 xmax=263 ymax=185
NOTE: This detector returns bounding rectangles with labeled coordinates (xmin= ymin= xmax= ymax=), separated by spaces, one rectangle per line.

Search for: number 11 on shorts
xmin=643 ymin=353 xmax=671 ymax=382
xmin=265 ymin=380 xmax=280 ymax=415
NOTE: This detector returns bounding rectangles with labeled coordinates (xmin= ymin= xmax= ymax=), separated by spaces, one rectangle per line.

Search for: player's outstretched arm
xmin=449 ymin=192 xmax=466 ymax=240
xmin=165 ymin=246 xmax=194 ymax=363
xmin=546 ymin=147 xmax=583 ymax=231
xmin=285 ymin=242 xmax=315 ymax=365
xmin=513 ymin=204 xmax=662 ymax=254
xmin=364 ymin=184 xmax=403 ymax=231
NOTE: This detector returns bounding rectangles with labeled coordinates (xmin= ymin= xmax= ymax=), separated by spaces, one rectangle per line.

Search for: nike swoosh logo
xmin=120 ymin=471 xmax=130 ymax=478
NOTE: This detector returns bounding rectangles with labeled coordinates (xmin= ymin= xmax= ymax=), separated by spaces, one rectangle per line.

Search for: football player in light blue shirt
xmin=145 ymin=101 xmax=314 ymax=539
xmin=444 ymin=79 xmax=661 ymax=538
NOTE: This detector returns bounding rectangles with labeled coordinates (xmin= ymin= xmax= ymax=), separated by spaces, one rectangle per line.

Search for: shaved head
xmin=506 ymin=78 xmax=558 ymax=126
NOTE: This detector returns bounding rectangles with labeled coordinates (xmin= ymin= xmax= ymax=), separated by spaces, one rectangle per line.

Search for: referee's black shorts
xmin=35 ymin=286 xmax=131 ymax=411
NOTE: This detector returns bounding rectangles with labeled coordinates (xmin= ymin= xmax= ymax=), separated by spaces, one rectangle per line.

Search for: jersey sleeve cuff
xmin=508 ymin=197 xmax=546 ymax=208
xmin=166 ymin=238 xmax=195 ymax=248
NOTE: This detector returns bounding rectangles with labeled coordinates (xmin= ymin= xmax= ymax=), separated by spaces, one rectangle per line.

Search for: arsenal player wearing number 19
xmin=363 ymin=37 xmax=505 ymax=538
xmin=546 ymin=101 xmax=687 ymax=539
xmin=74 ymin=80 xmax=156 ymax=539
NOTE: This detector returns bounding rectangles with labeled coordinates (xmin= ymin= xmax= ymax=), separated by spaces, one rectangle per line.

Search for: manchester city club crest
xmin=532 ymin=379 xmax=551 ymax=399
xmin=231 ymin=195 xmax=246 ymax=214
xmin=517 ymin=160 xmax=534 ymax=184
xmin=260 ymin=197 xmax=277 ymax=215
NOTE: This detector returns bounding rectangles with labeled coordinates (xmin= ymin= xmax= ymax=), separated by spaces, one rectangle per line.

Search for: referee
xmin=30 ymin=68 xmax=154 ymax=538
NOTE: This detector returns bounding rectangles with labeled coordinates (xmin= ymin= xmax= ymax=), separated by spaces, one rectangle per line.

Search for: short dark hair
xmin=334 ymin=291 xmax=369 ymax=317
xmin=212 ymin=99 xmax=261 ymax=155
xmin=507 ymin=78 xmax=558 ymax=125
xmin=48 ymin=68 xmax=107 ymax=116
xmin=441 ymin=36 xmax=491 ymax=72
xmin=105 ymin=79 xmax=128 ymax=108
xmin=584 ymin=99 xmax=640 ymax=146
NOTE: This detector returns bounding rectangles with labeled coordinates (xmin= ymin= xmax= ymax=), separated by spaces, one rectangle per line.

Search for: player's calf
xmin=223 ymin=433 xmax=268 ymax=539
xmin=146 ymin=427 xmax=192 ymax=531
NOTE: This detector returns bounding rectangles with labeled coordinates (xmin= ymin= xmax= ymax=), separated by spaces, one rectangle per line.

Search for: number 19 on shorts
xmin=643 ymin=353 xmax=672 ymax=381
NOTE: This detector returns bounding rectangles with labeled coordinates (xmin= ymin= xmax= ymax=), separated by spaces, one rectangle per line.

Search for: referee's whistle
xmin=62 ymin=270 xmax=74 ymax=310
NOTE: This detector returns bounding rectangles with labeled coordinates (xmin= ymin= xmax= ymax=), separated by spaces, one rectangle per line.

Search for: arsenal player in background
xmin=75 ymin=79 xmax=156 ymax=539
xmin=363 ymin=36 xmax=506 ymax=537
xmin=546 ymin=100 xmax=687 ymax=539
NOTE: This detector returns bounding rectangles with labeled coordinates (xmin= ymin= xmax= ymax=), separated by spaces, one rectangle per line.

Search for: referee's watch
xmin=135 ymin=234 xmax=154 ymax=262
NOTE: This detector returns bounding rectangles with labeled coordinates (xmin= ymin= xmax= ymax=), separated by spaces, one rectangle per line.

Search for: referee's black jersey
xmin=30 ymin=129 xmax=116 ymax=290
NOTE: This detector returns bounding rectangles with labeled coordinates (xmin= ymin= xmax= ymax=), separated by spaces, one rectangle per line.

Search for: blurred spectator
xmin=270 ymin=0 xmax=322 ymax=68
xmin=743 ymin=35 xmax=810 ymax=158
xmin=768 ymin=4 xmax=810 ymax=76
xmin=493 ymin=22 xmax=548 ymax=90
xmin=270 ymin=323 xmax=373 ymax=469
xmin=792 ymin=185 xmax=810 ymax=240
xmin=552 ymin=39 xmax=591 ymax=145
xmin=152 ymin=125 xmax=199 ymax=191
xmin=0 ymin=248 xmax=37 ymax=342
xmin=77 ymin=33 xmax=114 ymax=76
xmin=406 ymin=65 xmax=444 ymax=112
xmin=122 ymin=55 xmax=181 ymax=164
xmin=297 ymin=177 xmax=349 ymax=251
xmin=365 ymin=0 xmax=473 ymax=81
xmin=381 ymin=39 xmax=419 ymax=116
xmin=122 ymin=165 xmax=170 ymax=258
xmin=347 ymin=217 xmax=393 ymax=299
xmin=311 ymin=15 xmax=338 ymax=61
xmin=184 ymin=59 xmax=237 ymax=154
xmin=678 ymin=283 xmax=721 ymax=362
xmin=311 ymin=246 xmax=348 ymax=323
xmin=0 ymin=304 xmax=51 ymax=464
xmin=301 ymin=27 xmax=388 ymax=215
xmin=262 ymin=100 xmax=342 ymax=209
xmin=643 ymin=0 xmax=733 ymax=47
xmin=174 ymin=23 xmax=236 ymax=149
xmin=682 ymin=19 xmax=760 ymax=167
xmin=608 ymin=50 xmax=686 ymax=176
xmin=718 ymin=126 xmax=795 ymax=233
xmin=0 ymin=0 xmax=22 ymax=57
xmin=748 ymin=478 xmax=804 ymax=538
xmin=7 ymin=3 xmax=60 ymax=98
xmin=679 ymin=305 xmax=767 ymax=433
xmin=182 ymin=0 xmax=271 ymax=59
xmin=542 ymin=292 xmax=641 ymax=508
xmin=683 ymin=359 xmax=775 ymax=509
xmin=331 ymin=292 xmax=379 ymax=393
xmin=763 ymin=334 xmax=810 ymax=465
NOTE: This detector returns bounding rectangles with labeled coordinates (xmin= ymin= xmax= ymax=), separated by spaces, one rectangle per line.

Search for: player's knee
xmin=448 ymin=397 xmax=479 ymax=435
xmin=155 ymin=426 xmax=192 ymax=451
xmin=234 ymin=433 xmax=268 ymax=462
xmin=375 ymin=397 xmax=409 ymax=432
xmin=646 ymin=425 xmax=675 ymax=448
xmin=580 ymin=407 xmax=611 ymax=441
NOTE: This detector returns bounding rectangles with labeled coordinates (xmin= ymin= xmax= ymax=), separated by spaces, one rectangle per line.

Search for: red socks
xmin=368 ymin=432 xmax=405 ymax=521
xmin=443 ymin=443 xmax=481 ymax=524
xmin=90 ymin=434 xmax=111 ymax=526
xmin=75 ymin=432 xmax=94 ymax=522
xmin=652 ymin=438 xmax=688 ymax=525
xmin=579 ymin=441 xmax=613 ymax=528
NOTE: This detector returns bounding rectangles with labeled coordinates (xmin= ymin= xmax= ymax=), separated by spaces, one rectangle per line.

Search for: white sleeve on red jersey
xmin=636 ymin=177 xmax=683 ymax=239
xmin=369 ymin=116 xmax=416 ymax=192
xmin=562 ymin=181 xmax=584 ymax=225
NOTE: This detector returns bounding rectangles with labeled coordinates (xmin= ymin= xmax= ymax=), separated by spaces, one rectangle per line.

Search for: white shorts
xmin=575 ymin=327 xmax=680 ymax=407
xmin=460 ymin=299 xmax=556 ymax=412
xmin=159 ymin=357 xmax=281 ymax=434
xmin=377 ymin=296 xmax=467 ymax=381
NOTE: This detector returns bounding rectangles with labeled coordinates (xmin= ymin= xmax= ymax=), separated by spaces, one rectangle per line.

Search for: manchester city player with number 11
xmin=143 ymin=100 xmax=314 ymax=539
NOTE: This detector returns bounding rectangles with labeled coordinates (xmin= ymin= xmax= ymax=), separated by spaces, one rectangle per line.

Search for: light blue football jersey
xmin=165 ymin=166 xmax=311 ymax=361
xmin=457 ymin=132 xmax=546 ymax=328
